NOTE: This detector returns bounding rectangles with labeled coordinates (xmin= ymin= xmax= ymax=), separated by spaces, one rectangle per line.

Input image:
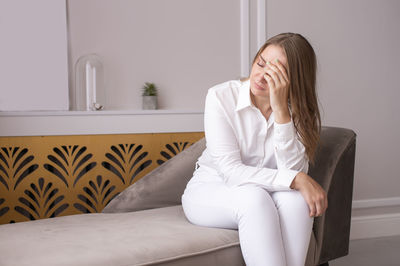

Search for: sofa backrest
xmin=309 ymin=126 xmax=356 ymax=189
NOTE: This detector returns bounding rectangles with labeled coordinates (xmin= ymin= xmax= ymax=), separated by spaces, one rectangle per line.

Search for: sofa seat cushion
xmin=0 ymin=205 xmax=245 ymax=266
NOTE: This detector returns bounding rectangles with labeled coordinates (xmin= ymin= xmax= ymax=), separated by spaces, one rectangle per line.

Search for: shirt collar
xmin=235 ymin=79 xmax=255 ymax=111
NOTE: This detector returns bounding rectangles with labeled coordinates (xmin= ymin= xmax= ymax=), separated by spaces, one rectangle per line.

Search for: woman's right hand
xmin=290 ymin=172 xmax=328 ymax=217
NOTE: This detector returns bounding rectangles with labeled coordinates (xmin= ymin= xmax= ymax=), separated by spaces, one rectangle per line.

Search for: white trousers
xmin=181 ymin=181 xmax=314 ymax=266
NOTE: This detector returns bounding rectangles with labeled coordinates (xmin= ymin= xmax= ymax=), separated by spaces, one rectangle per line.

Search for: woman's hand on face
xmin=290 ymin=172 xmax=328 ymax=218
xmin=263 ymin=59 xmax=291 ymax=123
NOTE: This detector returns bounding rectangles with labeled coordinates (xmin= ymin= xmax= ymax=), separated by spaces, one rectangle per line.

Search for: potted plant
xmin=142 ymin=82 xmax=158 ymax=110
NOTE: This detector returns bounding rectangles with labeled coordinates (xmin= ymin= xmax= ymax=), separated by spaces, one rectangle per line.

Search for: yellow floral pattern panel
xmin=0 ymin=132 xmax=204 ymax=225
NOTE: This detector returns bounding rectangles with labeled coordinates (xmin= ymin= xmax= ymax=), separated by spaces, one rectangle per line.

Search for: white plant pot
xmin=142 ymin=96 xmax=158 ymax=110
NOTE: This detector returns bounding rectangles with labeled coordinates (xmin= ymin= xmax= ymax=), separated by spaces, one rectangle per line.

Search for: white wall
xmin=0 ymin=0 xmax=68 ymax=111
xmin=67 ymin=0 xmax=242 ymax=111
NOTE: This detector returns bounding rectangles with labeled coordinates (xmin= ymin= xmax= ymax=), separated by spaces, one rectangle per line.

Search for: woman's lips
xmin=254 ymin=82 xmax=266 ymax=90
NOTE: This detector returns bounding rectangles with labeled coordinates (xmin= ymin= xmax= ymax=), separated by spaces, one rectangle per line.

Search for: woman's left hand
xmin=263 ymin=59 xmax=291 ymax=123
xmin=290 ymin=172 xmax=328 ymax=218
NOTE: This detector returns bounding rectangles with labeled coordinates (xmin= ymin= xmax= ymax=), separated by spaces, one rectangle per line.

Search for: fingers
xmin=308 ymin=199 xmax=317 ymax=217
xmin=263 ymin=61 xmax=289 ymax=92
xmin=273 ymin=59 xmax=290 ymax=83
xmin=263 ymin=73 xmax=275 ymax=89
xmin=307 ymin=199 xmax=322 ymax=218
xmin=264 ymin=62 xmax=282 ymax=86
xmin=315 ymin=198 xmax=324 ymax=217
xmin=314 ymin=191 xmax=328 ymax=217
xmin=264 ymin=60 xmax=289 ymax=84
xmin=303 ymin=184 xmax=328 ymax=217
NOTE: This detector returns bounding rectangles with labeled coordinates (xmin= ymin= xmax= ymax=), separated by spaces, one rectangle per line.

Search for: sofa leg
xmin=319 ymin=263 xmax=329 ymax=266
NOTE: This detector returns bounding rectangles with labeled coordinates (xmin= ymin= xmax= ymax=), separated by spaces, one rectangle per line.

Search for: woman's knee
xmin=272 ymin=190 xmax=310 ymax=215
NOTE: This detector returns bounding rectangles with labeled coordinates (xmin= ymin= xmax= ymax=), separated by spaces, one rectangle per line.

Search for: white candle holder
xmin=74 ymin=54 xmax=105 ymax=111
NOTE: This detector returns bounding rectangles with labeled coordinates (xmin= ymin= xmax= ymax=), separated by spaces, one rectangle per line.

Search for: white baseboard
xmin=352 ymin=197 xmax=400 ymax=209
xmin=350 ymin=197 xmax=400 ymax=240
xmin=350 ymin=213 xmax=400 ymax=240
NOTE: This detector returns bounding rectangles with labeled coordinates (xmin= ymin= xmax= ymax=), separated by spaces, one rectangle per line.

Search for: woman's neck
xmin=250 ymin=91 xmax=272 ymax=115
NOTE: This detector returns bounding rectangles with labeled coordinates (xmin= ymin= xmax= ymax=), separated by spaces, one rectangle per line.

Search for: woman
xmin=181 ymin=32 xmax=328 ymax=266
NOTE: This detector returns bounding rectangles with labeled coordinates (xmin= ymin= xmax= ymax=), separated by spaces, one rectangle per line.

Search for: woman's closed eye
xmin=257 ymin=60 xmax=265 ymax=67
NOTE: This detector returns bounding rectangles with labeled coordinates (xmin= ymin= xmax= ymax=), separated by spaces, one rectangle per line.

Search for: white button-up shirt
xmin=187 ymin=79 xmax=309 ymax=191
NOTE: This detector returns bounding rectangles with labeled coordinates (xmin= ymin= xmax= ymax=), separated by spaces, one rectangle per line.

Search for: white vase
xmin=142 ymin=96 xmax=158 ymax=110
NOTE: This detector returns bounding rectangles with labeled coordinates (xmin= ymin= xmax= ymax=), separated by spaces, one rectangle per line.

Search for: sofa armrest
xmin=102 ymin=138 xmax=206 ymax=213
xmin=308 ymin=126 xmax=357 ymax=264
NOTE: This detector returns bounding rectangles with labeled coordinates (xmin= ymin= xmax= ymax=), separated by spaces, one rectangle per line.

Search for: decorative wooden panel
xmin=0 ymin=132 xmax=204 ymax=225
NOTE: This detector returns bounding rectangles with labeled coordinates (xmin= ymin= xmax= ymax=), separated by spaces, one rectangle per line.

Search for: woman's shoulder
xmin=205 ymin=79 xmax=249 ymax=111
xmin=207 ymin=79 xmax=244 ymax=97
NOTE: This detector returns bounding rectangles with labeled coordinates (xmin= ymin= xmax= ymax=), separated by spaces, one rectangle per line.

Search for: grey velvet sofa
xmin=0 ymin=126 xmax=356 ymax=266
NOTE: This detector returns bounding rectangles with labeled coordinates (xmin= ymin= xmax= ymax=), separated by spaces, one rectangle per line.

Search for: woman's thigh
xmin=181 ymin=181 xmax=281 ymax=230
xmin=181 ymin=181 xmax=239 ymax=230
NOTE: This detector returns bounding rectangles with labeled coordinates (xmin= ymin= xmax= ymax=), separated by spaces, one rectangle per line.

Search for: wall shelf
xmin=0 ymin=110 xmax=204 ymax=137
xmin=0 ymin=109 xmax=203 ymax=117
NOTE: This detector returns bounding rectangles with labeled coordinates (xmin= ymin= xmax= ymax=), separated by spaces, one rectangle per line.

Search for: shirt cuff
xmin=275 ymin=168 xmax=299 ymax=189
xmin=274 ymin=120 xmax=295 ymax=142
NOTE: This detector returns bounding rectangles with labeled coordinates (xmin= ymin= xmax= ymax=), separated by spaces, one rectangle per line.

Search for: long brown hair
xmin=249 ymin=33 xmax=321 ymax=163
